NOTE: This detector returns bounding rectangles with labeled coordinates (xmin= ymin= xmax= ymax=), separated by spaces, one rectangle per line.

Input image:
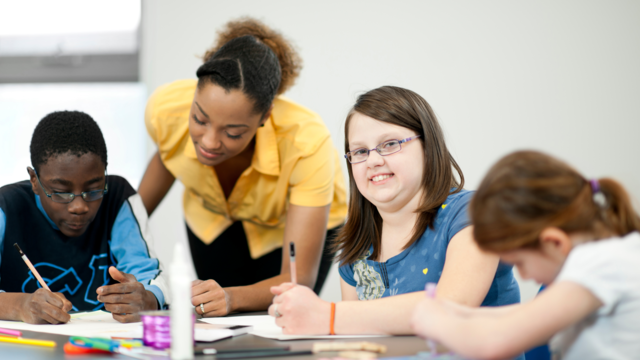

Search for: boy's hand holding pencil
xmin=20 ymin=288 xmax=73 ymax=324
xmin=13 ymin=243 xmax=73 ymax=324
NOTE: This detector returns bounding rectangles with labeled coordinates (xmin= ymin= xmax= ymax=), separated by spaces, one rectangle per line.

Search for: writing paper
xmin=0 ymin=311 xmax=140 ymax=338
xmin=199 ymin=315 xmax=388 ymax=340
xmin=0 ymin=311 xmax=245 ymax=342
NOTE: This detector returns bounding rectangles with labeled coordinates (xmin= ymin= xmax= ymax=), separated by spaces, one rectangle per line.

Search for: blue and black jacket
xmin=0 ymin=176 xmax=169 ymax=311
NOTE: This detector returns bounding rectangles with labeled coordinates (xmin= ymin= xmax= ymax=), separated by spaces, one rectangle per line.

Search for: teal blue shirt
xmin=339 ymin=190 xmax=521 ymax=306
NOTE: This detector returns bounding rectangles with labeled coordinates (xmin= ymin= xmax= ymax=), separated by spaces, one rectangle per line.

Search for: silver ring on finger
xmin=274 ymin=304 xmax=282 ymax=318
xmin=200 ymin=303 xmax=205 ymax=314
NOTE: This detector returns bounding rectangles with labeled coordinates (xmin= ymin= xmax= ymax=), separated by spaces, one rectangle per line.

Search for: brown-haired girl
xmin=268 ymin=86 xmax=521 ymax=336
xmin=139 ymin=18 xmax=347 ymax=316
xmin=412 ymin=150 xmax=640 ymax=359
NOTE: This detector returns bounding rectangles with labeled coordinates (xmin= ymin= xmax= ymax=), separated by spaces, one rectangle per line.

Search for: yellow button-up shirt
xmin=145 ymin=79 xmax=347 ymax=258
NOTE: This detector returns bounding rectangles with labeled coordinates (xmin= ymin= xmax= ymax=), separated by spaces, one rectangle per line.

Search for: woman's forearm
xmin=138 ymin=151 xmax=175 ymax=215
xmin=220 ymin=204 xmax=330 ymax=313
xmin=226 ymin=273 xmax=295 ymax=312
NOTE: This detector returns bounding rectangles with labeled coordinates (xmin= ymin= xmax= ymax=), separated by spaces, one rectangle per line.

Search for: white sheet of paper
xmin=0 ymin=311 xmax=142 ymax=338
xmin=0 ymin=311 xmax=248 ymax=342
xmin=0 ymin=312 xmax=387 ymax=341
xmin=199 ymin=315 xmax=388 ymax=340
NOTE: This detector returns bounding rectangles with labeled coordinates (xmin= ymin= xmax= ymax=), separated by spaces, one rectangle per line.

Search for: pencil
xmin=0 ymin=336 xmax=57 ymax=347
xmin=215 ymin=350 xmax=312 ymax=359
xmin=289 ymin=242 xmax=297 ymax=285
xmin=195 ymin=346 xmax=290 ymax=355
xmin=13 ymin=243 xmax=50 ymax=291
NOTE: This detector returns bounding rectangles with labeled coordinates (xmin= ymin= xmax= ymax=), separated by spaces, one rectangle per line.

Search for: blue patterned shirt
xmin=339 ymin=189 xmax=520 ymax=306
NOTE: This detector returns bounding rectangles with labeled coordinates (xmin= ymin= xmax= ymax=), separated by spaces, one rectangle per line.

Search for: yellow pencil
xmin=0 ymin=336 xmax=57 ymax=347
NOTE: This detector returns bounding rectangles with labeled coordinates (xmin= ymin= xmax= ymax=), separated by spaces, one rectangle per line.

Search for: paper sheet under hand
xmin=199 ymin=315 xmax=388 ymax=340
xmin=0 ymin=311 xmax=236 ymax=342
xmin=0 ymin=311 xmax=142 ymax=338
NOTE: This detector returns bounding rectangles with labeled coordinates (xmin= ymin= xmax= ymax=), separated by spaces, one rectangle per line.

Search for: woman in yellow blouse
xmin=139 ymin=18 xmax=347 ymax=316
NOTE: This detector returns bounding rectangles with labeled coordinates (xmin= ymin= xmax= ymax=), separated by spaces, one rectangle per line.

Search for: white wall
xmin=140 ymin=0 xmax=640 ymax=303
xmin=0 ymin=83 xmax=147 ymax=189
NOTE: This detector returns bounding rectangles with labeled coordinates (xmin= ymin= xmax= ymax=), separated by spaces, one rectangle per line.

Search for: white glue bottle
xmin=170 ymin=242 xmax=194 ymax=359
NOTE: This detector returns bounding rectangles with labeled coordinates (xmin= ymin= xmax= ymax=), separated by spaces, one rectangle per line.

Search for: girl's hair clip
xmin=589 ymin=179 xmax=607 ymax=208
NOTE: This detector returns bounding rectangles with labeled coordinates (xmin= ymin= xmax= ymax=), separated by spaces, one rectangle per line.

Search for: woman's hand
xmin=97 ymin=266 xmax=159 ymax=323
xmin=20 ymin=288 xmax=73 ymax=324
xmin=268 ymin=283 xmax=331 ymax=334
xmin=191 ymin=279 xmax=231 ymax=317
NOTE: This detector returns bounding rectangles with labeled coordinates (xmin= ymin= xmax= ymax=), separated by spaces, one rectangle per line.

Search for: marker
xmin=13 ymin=244 xmax=50 ymax=291
xmin=425 ymin=282 xmax=438 ymax=354
xmin=69 ymin=336 xmax=143 ymax=352
xmin=63 ymin=342 xmax=111 ymax=355
xmin=289 ymin=242 xmax=297 ymax=285
xmin=0 ymin=336 xmax=56 ymax=347
xmin=0 ymin=328 xmax=22 ymax=337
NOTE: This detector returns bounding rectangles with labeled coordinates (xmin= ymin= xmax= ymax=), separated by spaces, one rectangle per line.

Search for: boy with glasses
xmin=0 ymin=111 xmax=168 ymax=324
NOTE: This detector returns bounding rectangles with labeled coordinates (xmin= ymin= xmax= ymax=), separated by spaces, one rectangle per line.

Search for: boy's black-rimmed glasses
xmin=29 ymin=167 xmax=108 ymax=204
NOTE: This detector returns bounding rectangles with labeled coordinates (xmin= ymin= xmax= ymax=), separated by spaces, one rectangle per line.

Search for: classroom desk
xmin=0 ymin=312 xmax=430 ymax=359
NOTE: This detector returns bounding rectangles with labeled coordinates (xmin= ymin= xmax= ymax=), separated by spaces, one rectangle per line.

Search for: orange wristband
xmin=330 ymin=302 xmax=336 ymax=335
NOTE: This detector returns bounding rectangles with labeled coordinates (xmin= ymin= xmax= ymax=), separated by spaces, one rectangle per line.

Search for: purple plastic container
xmin=139 ymin=310 xmax=195 ymax=350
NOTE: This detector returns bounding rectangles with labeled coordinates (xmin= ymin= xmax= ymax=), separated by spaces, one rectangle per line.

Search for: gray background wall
xmin=140 ymin=0 xmax=640 ymax=302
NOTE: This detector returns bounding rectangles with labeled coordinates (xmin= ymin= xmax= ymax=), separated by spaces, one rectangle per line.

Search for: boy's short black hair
xmin=30 ymin=111 xmax=108 ymax=172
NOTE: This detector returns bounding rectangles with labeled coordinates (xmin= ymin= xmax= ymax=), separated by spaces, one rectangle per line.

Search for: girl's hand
xmin=191 ymin=279 xmax=231 ymax=317
xmin=97 ymin=267 xmax=159 ymax=323
xmin=410 ymin=297 xmax=449 ymax=339
xmin=268 ymin=283 xmax=331 ymax=334
xmin=21 ymin=289 xmax=73 ymax=324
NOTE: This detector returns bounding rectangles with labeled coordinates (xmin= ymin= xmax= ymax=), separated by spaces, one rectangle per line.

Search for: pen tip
xmin=289 ymin=242 xmax=295 ymax=256
xmin=13 ymin=243 xmax=23 ymax=254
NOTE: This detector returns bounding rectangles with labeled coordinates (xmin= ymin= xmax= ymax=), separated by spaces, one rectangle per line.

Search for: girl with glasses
xmin=269 ymin=86 xmax=522 ymax=343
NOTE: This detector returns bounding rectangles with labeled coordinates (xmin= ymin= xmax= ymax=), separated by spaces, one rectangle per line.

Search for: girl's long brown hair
xmin=471 ymin=150 xmax=640 ymax=252
xmin=334 ymin=86 xmax=464 ymax=264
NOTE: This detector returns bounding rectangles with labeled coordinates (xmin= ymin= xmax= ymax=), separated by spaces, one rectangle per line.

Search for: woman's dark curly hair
xmin=197 ymin=17 xmax=303 ymax=116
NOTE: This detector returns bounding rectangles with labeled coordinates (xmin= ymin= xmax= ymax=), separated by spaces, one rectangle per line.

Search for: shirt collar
xmin=252 ymin=117 xmax=280 ymax=176
xmin=183 ymin=116 xmax=280 ymax=176
xmin=35 ymin=194 xmax=59 ymax=230
xmin=184 ymin=135 xmax=198 ymax=159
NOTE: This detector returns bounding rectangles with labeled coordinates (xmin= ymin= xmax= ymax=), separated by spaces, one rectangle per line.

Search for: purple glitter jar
xmin=140 ymin=310 xmax=195 ymax=350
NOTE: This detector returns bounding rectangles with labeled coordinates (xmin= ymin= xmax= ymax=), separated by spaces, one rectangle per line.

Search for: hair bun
xmin=203 ymin=17 xmax=302 ymax=95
